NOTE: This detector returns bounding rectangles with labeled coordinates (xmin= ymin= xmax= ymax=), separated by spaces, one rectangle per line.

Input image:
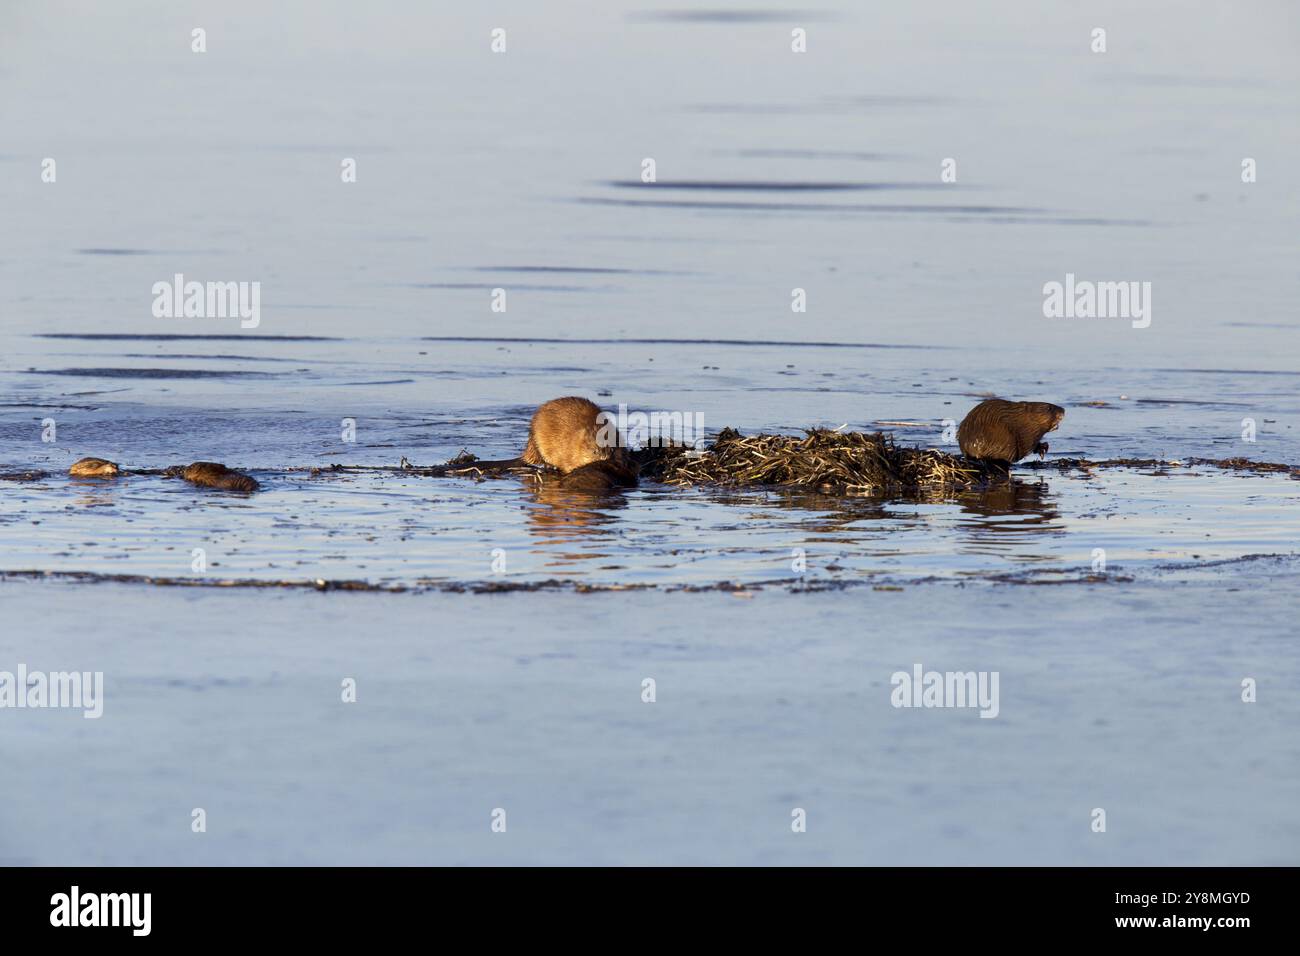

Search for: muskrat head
xmin=68 ymin=457 xmax=121 ymax=478
xmin=1031 ymin=403 xmax=1066 ymax=432
xmin=605 ymin=443 xmax=638 ymax=471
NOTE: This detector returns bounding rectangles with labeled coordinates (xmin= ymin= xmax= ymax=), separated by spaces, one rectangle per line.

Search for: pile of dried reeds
xmin=633 ymin=427 xmax=999 ymax=494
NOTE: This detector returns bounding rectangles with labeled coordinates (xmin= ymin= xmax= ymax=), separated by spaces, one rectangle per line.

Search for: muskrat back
xmin=168 ymin=461 xmax=260 ymax=493
xmin=521 ymin=396 xmax=629 ymax=475
xmin=68 ymin=457 xmax=121 ymax=478
xmin=957 ymin=399 xmax=1065 ymax=463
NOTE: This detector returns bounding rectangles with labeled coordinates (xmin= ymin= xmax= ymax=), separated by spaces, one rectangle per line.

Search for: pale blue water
xmin=1 ymin=0 xmax=1297 ymax=865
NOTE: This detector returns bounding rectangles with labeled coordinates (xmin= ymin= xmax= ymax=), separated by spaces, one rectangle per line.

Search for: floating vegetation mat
xmin=632 ymin=428 xmax=1003 ymax=494
xmin=5 ymin=434 xmax=1295 ymax=492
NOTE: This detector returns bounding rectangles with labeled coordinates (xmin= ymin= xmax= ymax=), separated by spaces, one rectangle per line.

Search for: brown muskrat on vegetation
xmin=68 ymin=457 xmax=122 ymax=478
xmin=165 ymin=461 xmax=260 ymax=493
xmin=459 ymin=396 xmax=638 ymax=483
xmin=957 ymin=399 xmax=1065 ymax=464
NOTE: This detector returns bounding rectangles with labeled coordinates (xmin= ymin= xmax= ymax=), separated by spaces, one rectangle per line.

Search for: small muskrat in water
xmin=462 ymin=396 xmax=638 ymax=482
xmin=165 ymin=461 xmax=260 ymax=493
xmin=68 ymin=457 xmax=122 ymax=478
xmin=957 ymin=399 xmax=1065 ymax=463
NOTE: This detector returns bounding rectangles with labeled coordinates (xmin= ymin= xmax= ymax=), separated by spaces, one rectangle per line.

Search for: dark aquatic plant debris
xmin=294 ymin=429 xmax=1002 ymax=492
xmin=632 ymin=427 xmax=1003 ymax=494
xmin=1022 ymin=456 xmax=1300 ymax=477
xmin=0 ymin=570 xmax=406 ymax=592
xmin=0 ymin=470 xmax=51 ymax=482
xmin=0 ymin=568 xmax=1144 ymax=594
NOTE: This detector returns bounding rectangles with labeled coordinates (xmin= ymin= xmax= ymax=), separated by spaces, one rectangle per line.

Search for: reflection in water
xmin=954 ymin=478 xmax=1065 ymax=557
xmin=3 ymin=465 xmax=1294 ymax=587
xmin=680 ymin=479 xmax=1067 ymax=564
xmin=524 ymin=475 xmax=629 ymax=568
xmin=754 ymin=489 xmax=894 ymax=523
xmin=67 ymin=477 xmax=123 ymax=511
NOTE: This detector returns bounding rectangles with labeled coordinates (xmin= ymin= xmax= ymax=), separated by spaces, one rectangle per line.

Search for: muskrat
xmin=458 ymin=396 xmax=638 ymax=482
xmin=554 ymin=458 xmax=640 ymax=494
xmin=68 ymin=457 xmax=122 ymax=478
xmin=957 ymin=399 xmax=1065 ymax=463
xmin=165 ymin=461 xmax=260 ymax=493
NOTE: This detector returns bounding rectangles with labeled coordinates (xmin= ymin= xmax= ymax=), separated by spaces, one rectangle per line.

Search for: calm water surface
xmin=1 ymin=1 xmax=1297 ymax=866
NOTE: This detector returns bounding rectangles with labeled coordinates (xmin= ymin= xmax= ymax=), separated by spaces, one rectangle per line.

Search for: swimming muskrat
xmin=165 ymin=461 xmax=260 ymax=493
xmin=68 ymin=457 xmax=122 ymax=478
xmin=459 ymin=396 xmax=638 ymax=482
xmin=957 ymin=399 xmax=1065 ymax=463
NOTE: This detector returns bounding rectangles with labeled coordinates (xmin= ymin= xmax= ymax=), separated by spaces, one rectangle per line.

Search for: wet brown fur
xmin=957 ymin=399 xmax=1065 ymax=463
xmin=554 ymin=458 xmax=640 ymax=494
xmin=68 ymin=457 xmax=121 ymax=478
xmin=458 ymin=396 xmax=638 ymax=480
xmin=519 ymin=397 xmax=623 ymax=474
xmin=170 ymin=461 xmax=260 ymax=493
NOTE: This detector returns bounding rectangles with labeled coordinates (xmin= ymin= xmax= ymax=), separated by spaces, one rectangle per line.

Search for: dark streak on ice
xmin=419 ymin=335 xmax=948 ymax=350
xmin=37 ymin=334 xmax=337 ymax=341
xmin=28 ymin=368 xmax=280 ymax=379
xmin=607 ymin=180 xmax=951 ymax=191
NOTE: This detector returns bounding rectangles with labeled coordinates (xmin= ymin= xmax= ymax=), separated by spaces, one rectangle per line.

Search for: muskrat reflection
xmin=524 ymin=470 xmax=631 ymax=550
xmin=955 ymin=477 xmax=1064 ymax=554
